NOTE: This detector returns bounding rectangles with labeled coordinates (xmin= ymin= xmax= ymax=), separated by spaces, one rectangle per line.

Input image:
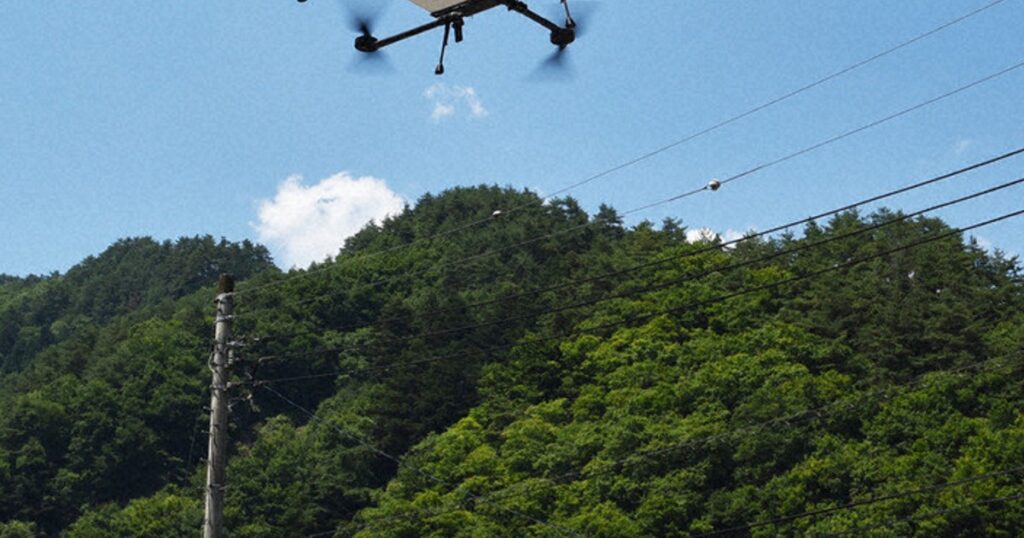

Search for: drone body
xmin=409 ymin=0 xmax=501 ymax=15
xmin=300 ymin=0 xmax=581 ymax=74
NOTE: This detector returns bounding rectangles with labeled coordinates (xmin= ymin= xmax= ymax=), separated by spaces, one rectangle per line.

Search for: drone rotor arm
xmin=501 ymin=1 xmax=575 ymax=47
xmin=501 ymin=0 xmax=563 ymax=32
xmin=357 ymin=15 xmax=455 ymax=52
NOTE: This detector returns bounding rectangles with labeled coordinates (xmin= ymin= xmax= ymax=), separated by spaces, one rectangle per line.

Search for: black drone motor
xmin=550 ymin=26 xmax=575 ymax=48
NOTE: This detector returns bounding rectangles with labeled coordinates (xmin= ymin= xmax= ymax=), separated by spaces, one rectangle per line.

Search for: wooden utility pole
xmin=203 ymin=274 xmax=234 ymax=538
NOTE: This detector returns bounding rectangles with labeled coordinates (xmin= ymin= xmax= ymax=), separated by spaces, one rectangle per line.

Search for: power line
xmin=532 ymin=0 xmax=1010 ymax=202
xmin=229 ymin=0 xmax=1007 ymax=300
xmin=237 ymin=51 xmax=1024 ymax=318
xmin=247 ymin=208 xmax=1024 ymax=534
xmin=262 ymin=147 xmax=1024 ymax=335
xmin=307 ymin=175 xmax=1024 ymax=347
xmin=820 ymin=490 xmax=1024 ymax=537
xmin=251 ymin=206 xmax=1024 ymax=385
xmin=575 ymin=357 xmax=1018 ymax=490
xmin=686 ymin=465 xmax=1024 ymax=537
xmin=249 ymin=190 xmax=1024 ymax=380
xmin=583 ymin=207 xmax=1023 ymax=333
xmin=182 ymin=411 xmax=208 ymax=482
xmin=242 ymin=221 xmax=1024 ymax=538
xmin=259 ymin=384 xmax=582 ymax=537
xmin=427 ymin=352 xmax=1022 ymax=530
xmin=237 ymin=42 xmax=1024 ymax=318
xmin=337 ymin=351 xmax=1021 ymax=536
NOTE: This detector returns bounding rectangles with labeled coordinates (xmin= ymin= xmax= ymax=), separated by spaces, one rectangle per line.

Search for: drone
xmin=298 ymin=0 xmax=584 ymax=75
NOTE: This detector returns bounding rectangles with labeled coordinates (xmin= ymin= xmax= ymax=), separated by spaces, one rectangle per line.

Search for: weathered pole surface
xmin=203 ymin=274 xmax=234 ymax=538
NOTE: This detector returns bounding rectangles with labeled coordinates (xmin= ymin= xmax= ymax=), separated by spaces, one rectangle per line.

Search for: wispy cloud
xmin=954 ymin=138 xmax=974 ymax=156
xmin=686 ymin=227 xmax=751 ymax=249
xmin=431 ymin=102 xmax=456 ymax=121
xmin=254 ymin=172 xmax=405 ymax=269
xmin=424 ymin=83 xmax=488 ymax=122
xmin=972 ymin=234 xmax=993 ymax=252
xmin=970 ymin=234 xmax=1019 ymax=259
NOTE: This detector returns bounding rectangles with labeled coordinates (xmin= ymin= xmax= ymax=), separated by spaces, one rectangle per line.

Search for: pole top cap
xmin=218 ymin=274 xmax=235 ymax=293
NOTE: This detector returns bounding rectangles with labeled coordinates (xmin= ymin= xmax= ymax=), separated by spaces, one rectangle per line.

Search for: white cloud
xmin=431 ymin=102 xmax=456 ymax=121
xmin=424 ymin=83 xmax=488 ymax=122
xmin=686 ymin=227 xmax=718 ymax=243
xmin=954 ymin=138 xmax=974 ymax=156
xmin=254 ymin=172 xmax=405 ymax=269
xmin=721 ymin=229 xmax=747 ymax=245
xmin=972 ymin=234 xmax=993 ymax=252
xmin=686 ymin=227 xmax=751 ymax=249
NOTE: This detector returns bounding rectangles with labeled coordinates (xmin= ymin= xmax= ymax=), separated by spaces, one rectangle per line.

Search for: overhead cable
xmin=246 ymin=147 xmax=1024 ymax=331
xmin=820 ymin=490 xmax=1024 ymax=537
xmin=338 ymin=351 xmax=1022 ymax=535
xmin=718 ymin=59 xmax=1024 ymax=188
xmin=307 ymin=175 xmax=1024 ymax=346
xmin=250 ymin=174 xmax=1024 ymax=363
xmin=259 ymin=384 xmax=582 ymax=537
xmin=230 ymin=0 xmax=1007 ymax=299
xmin=686 ymin=466 xmax=1024 ymax=537
xmin=531 ymin=0 xmax=1010 ymax=202
xmin=250 ymin=204 xmax=1024 ymax=385
xmin=238 ymin=47 xmax=1024 ymax=316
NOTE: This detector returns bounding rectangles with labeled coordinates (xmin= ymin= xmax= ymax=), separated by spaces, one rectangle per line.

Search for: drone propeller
xmin=340 ymin=0 xmax=393 ymax=73
xmin=533 ymin=1 xmax=598 ymax=78
xmin=531 ymin=46 xmax=573 ymax=80
xmin=353 ymin=18 xmax=373 ymax=38
xmin=342 ymin=1 xmax=382 ymax=47
xmin=349 ymin=47 xmax=394 ymax=74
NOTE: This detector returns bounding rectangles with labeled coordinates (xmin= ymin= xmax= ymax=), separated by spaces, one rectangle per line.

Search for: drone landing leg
xmin=435 ymin=22 xmax=451 ymax=75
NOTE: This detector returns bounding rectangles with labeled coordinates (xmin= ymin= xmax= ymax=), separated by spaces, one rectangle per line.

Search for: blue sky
xmin=2 ymin=0 xmax=1022 ymax=275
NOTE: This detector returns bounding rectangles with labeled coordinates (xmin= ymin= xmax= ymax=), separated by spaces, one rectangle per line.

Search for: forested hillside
xmin=0 ymin=236 xmax=273 ymax=373
xmin=0 ymin=237 xmax=275 ymax=535
xmin=1 ymin=186 xmax=1021 ymax=537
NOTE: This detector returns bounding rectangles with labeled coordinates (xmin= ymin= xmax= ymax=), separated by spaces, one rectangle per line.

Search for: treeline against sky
xmin=0 ymin=185 xmax=1021 ymax=536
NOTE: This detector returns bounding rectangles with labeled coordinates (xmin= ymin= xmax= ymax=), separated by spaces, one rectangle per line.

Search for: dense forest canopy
xmin=1 ymin=186 xmax=1021 ymax=537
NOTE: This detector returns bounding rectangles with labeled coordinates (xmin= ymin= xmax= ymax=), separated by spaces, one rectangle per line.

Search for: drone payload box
xmin=408 ymin=0 xmax=471 ymax=14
